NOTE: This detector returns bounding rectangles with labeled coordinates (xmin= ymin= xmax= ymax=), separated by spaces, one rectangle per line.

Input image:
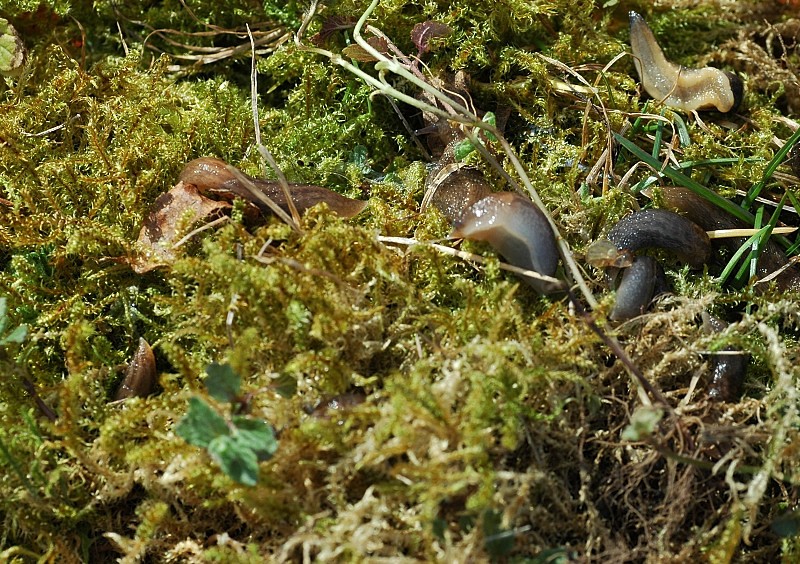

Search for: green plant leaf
xmin=205 ymin=362 xmax=241 ymax=403
xmin=621 ymin=406 xmax=664 ymax=441
xmin=1 ymin=324 xmax=27 ymax=344
xmin=231 ymin=416 xmax=278 ymax=462
xmin=453 ymin=139 xmax=476 ymax=161
xmin=207 ymin=434 xmax=259 ymax=486
xmin=0 ymin=19 xmax=25 ymax=75
xmin=175 ymin=397 xmax=229 ymax=448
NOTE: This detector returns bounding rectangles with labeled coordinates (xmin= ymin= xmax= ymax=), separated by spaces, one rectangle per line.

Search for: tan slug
xmin=629 ymin=11 xmax=743 ymax=113
xmin=179 ymin=157 xmax=368 ymax=219
xmin=114 ymin=338 xmax=157 ymax=400
xmin=451 ymin=192 xmax=560 ymax=293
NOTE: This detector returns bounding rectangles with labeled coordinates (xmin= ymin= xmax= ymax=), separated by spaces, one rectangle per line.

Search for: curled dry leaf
xmin=310 ymin=16 xmax=357 ymax=47
xmin=132 ymin=181 xmax=230 ymax=273
xmin=114 ymin=338 xmax=158 ymax=400
xmin=411 ymin=21 xmax=451 ymax=55
xmin=342 ymin=36 xmax=390 ymax=62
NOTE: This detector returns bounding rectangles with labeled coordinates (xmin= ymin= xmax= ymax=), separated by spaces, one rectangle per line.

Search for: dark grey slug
xmin=607 ymin=209 xmax=711 ymax=269
xmin=659 ymin=186 xmax=800 ymax=292
xmin=609 ymin=255 xmax=658 ymax=321
xmin=451 ymin=192 xmax=560 ymax=293
xmin=702 ymin=313 xmax=747 ymax=402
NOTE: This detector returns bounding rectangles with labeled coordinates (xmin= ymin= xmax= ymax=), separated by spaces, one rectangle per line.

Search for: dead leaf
xmin=132 ymin=181 xmax=230 ymax=273
xmin=310 ymin=16 xmax=357 ymax=47
xmin=342 ymin=37 xmax=390 ymax=62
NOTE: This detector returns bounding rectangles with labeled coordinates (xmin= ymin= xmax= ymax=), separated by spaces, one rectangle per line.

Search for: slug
xmin=423 ymin=164 xmax=492 ymax=224
xmin=629 ymin=11 xmax=743 ymax=113
xmin=658 ymin=186 xmax=800 ymax=292
xmin=114 ymin=338 xmax=157 ymax=400
xmin=607 ymin=209 xmax=712 ymax=268
xmin=451 ymin=192 xmax=560 ymax=293
xmin=609 ymin=255 xmax=657 ymax=321
xmin=179 ymin=157 xmax=367 ymax=219
xmin=702 ymin=313 xmax=747 ymax=402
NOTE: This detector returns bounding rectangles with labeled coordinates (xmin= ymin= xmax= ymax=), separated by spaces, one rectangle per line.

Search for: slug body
xmin=451 ymin=192 xmax=559 ymax=293
xmin=610 ymin=256 xmax=657 ymax=321
xmin=607 ymin=209 xmax=711 ymax=268
xmin=702 ymin=313 xmax=747 ymax=402
xmin=629 ymin=11 xmax=743 ymax=113
xmin=425 ymin=166 xmax=492 ymax=224
xmin=179 ymin=157 xmax=367 ymax=218
xmin=114 ymin=338 xmax=157 ymax=400
xmin=659 ymin=186 xmax=800 ymax=292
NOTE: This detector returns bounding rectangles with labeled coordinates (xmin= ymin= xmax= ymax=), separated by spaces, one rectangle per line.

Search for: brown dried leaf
xmin=132 ymin=181 xmax=230 ymax=274
xmin=310 ymin=16 xmax=357 ymax=47
xmin=342 ymin=37 xmax=389 ymax=62
xmin=411 ymin=21 xmax=451 ymax=55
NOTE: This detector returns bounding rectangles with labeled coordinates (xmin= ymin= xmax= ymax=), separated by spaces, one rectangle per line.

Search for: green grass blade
xmin=614 ymin=132 xmax=755 ymax=224
xmin=742 ymin=127 xmax=800 ymax=209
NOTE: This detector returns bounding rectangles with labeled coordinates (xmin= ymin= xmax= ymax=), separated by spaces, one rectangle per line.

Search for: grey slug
xmin=659 ymin=186 xmax=800 ymax=292
xmin=179 ymin=157 xmax=368 ymax=219
xmin=629 ymin=11 xmax=743 ymax=113
xmin=702 ymin=313 xmax=747 ymax=402
xmin=609 ymin=255 xmax=658 ymax=321
xmin=607 ymin=209 xmax=712 ymax=269
xmin=451 ymin=192 xmax=560 ymax=293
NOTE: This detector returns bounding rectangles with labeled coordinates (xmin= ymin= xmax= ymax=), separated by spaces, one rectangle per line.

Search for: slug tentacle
xmin=629 ymin=11 xmax=743 ymax=113
xmin=451 ymin=192 xmax=559 ymax=293
xmin=179 ymin=157 xmax=367 ymax=218
xmin=607 ymin=209 xmax=711 ymax=268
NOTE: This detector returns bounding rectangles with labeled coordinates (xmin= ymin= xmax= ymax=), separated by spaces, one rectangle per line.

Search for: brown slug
xmin=114 ymin=338 xmax=157 ymax=400
xmin=629 ymin=11 xmax=743 ymax=113
xmin=658 ymin=186 xmax=800 ymax=292
xmin=607 ymin=209 xmax=712 ymax=268
xmin=702 ymin=313 xmax=747 ymax=402
xmin=423 ymin=164 xmax=492 ymax=224
xmin=451 ymin=192 xmax=560 ymax=293
xmin=179 ymin=157 xmax=368 ymax=219
xmin=609 ymin=255 xmax=658 ymax=321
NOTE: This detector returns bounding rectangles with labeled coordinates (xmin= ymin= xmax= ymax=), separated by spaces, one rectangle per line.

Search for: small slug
xmin=702 ymin=313 xmax=747 ymax=402
xmin=114 ymin=338 xmax=157 ymax=400
xmin=451 ymin=192 xmax=559 ymax=293
xmin=179 ymin=157 xmax=367 ymax=219
xmin=423 ymin=164 xmax=492 ymax=224
xmin=607 ymin=209 xmax=711 ymax=269
xmin=659 ymin=186 xmax=800 ymax=292
xmin=609 ymin=255 xmax=657 ymax=321
xmin=629 ymin=11 xmax=743 ymax=113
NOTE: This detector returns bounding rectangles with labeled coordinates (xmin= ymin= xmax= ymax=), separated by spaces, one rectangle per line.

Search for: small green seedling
xmin=0 ymin=297 xmax=27 ymax=346
xmin=0 ymin=18 xmax=25 ymax=76
xmin=453 ymin=112 xmax=498 ymax=161
xmin=175 ymin=363 xmax=278 ymax=486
